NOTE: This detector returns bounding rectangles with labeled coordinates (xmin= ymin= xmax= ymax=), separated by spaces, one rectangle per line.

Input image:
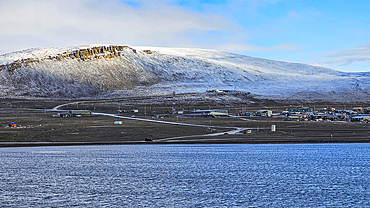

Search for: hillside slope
xmin=0 ymin=45 xmax=369 ymax=101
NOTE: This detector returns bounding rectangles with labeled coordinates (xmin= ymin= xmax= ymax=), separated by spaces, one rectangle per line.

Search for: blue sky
xmin=0 ymin=0 xmax=369 ymax=72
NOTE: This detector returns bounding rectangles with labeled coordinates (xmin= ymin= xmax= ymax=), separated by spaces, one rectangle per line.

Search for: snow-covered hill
xmin=0 ymin=44 xmax=369 ymax=101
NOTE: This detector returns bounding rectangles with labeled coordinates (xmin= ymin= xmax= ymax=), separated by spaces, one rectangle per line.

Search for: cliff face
xmin=0 ymin=45 xmax=162 ymax=97
xmin=0 ymin=45 xmax=369 ymax=100
xmin=0 ymin=45 xmax=140 ymax=72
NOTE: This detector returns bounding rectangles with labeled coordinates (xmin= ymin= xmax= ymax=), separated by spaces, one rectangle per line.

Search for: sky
xmin=0 ymin=0 xmax=369 ymax=72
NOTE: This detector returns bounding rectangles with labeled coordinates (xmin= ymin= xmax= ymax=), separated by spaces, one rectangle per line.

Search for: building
xmin=255 ymin=110 xmax=272 ymax=117
xmin=353 ymin=107 xmax=363 ymax=114
xmin=57 ymin=113 xmax=71 ymax=117
xmin=364 ymin=107 xmax=370 ymax=114
xmin=288 ymin=108 xmax=312 ymax=112
xmin=189 ymin=110 xmax=229 ymax=117
xmin=288 ymin=114 xmax=302 ymax=119
xmin=351 ymin=114 xmax=370 ymax=122
xmin=68 ymin=110 xmax=91 ymax=115
xmin=311 ymin=114 xmax=328 ymax=121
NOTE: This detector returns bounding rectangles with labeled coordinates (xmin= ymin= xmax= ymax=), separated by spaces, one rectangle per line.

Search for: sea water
xmin=1 ymin=144 xmax=370 ymax=207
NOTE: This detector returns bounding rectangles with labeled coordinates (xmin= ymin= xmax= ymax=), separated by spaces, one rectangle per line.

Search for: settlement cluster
xmin=244 ymin=107 xmax=370 ymax=122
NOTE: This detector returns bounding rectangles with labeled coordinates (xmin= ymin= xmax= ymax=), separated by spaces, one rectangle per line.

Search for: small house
xmin=351 ymin=114 xmax=370 ymax=122
xmin=353 ymin=107 xmax=363 ymax=114
xmin=311 ymin=114 xmax=328 ymax=120
xmin=364 ymin=107 xmax=370 ymax=114
xmin=288 ymin=113 xmax=302 ymax=119
xmin=255 ymin=110 xmax=272 ymax=117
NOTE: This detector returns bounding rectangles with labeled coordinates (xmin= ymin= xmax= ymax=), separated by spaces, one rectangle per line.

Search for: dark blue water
xmin=1 ymin=144 xmax=370 ymax=207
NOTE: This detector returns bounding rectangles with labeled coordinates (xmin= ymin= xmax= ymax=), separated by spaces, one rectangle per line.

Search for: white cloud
xmin=0 ymin=0 xmax=226 ymax=52
xmin=207 ymin=42 xmax=301 ymax=52
xmin=288 ymin=11 xmax=300 ymax=18
xmin=310 ymin=45 xmax=370 ymax=68
xmin=0 ymin=0 xmax=299 ymax=54
xmin=286 ymin=9 xmax=322 ymax=20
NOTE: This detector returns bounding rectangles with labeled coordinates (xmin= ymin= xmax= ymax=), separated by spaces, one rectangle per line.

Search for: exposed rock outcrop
xmin=0 ymin=45 xmax=149 ymax=72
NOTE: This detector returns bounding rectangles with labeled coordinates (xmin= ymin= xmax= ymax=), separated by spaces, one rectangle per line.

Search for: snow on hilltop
xmin=0 ymin=44 xmax=369 ymax=101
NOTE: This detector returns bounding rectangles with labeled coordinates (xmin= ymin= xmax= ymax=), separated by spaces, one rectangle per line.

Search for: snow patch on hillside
xmin=1 ymin=45 xmax=370 ymax=101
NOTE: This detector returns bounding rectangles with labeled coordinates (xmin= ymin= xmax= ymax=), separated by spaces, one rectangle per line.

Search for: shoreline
xmin=2 ymin=138 xmax=370 ymax=148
